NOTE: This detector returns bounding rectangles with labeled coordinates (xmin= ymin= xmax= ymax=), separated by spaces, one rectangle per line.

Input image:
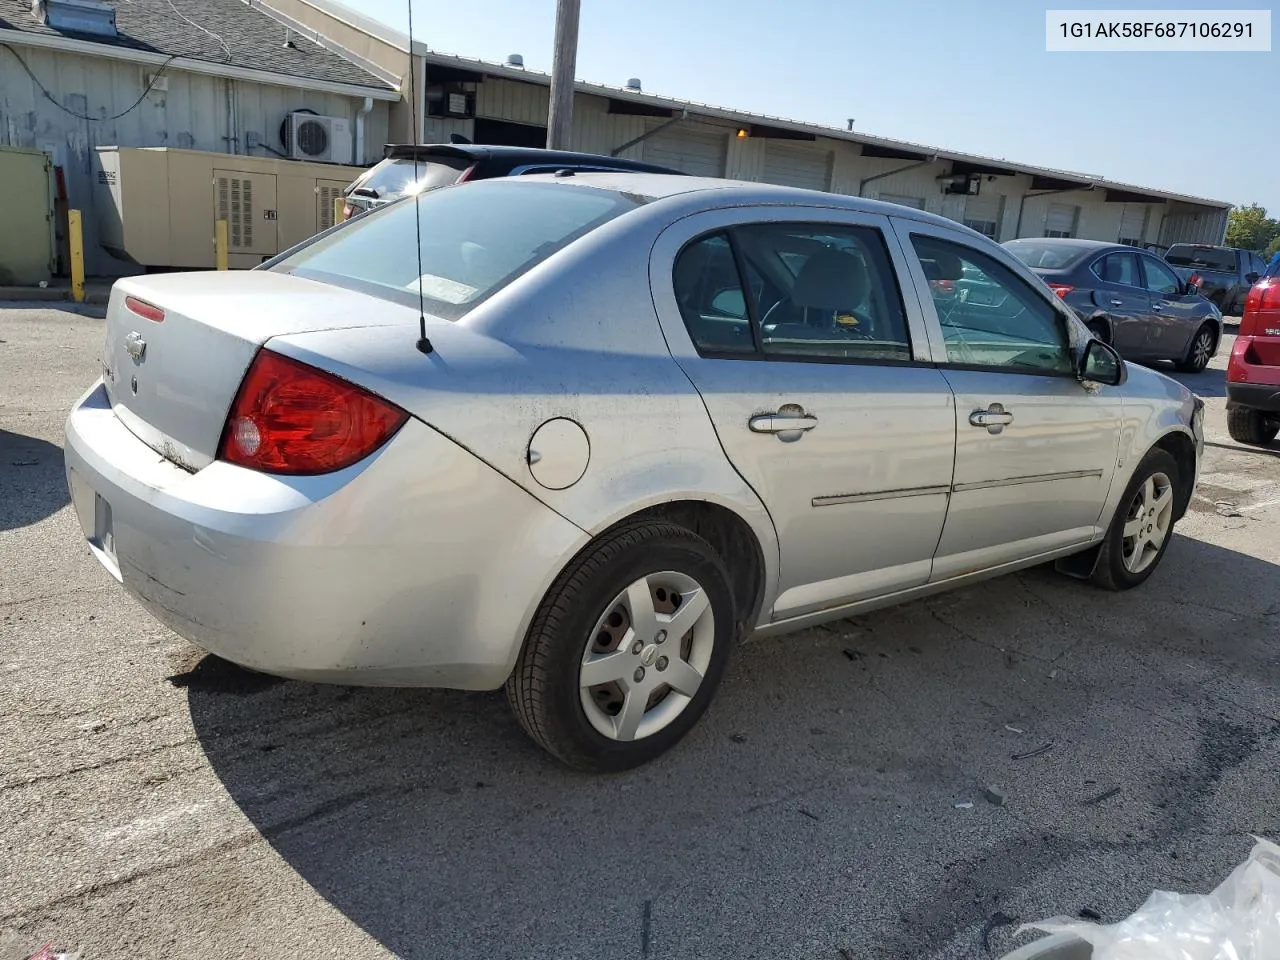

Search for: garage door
xmin=1045 ymin=203 xmax=1079 ymax=238
xmin=1118 ymin=204 xmax=1148 ymax=245
xmin=644 ymin=125 xmax=727 ymax=177
xmin=962 ymin=196 xmax=1003 ymax=240
xmin=763 ymin=142 xmax=830 ymax=191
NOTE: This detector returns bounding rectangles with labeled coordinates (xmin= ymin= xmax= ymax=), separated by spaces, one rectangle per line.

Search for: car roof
xmin=382 ymin=142 xmax=679 ymax=171
xmin=1004 ymin=237 xmax=1133 ymax=254
xmin=506 ymin=171 xmax=993 ymax=235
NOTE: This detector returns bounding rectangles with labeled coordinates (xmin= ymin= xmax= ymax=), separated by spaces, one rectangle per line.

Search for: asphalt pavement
xmin=1 ymin=305 xmax=1277 ymax=960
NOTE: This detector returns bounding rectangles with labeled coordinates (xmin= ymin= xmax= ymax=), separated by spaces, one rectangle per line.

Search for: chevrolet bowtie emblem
xmin=124 ymin=331 xmax=147 ymax=361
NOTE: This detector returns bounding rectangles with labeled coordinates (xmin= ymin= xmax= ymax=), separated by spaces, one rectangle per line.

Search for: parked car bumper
xmin=1226 ymin=382 xmax=1280 ymax=413
xmin=63 ymin=380 xmax=586 ymax=689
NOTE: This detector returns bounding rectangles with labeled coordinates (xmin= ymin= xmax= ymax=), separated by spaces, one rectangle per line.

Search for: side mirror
xmin=1079 ymin=339 xmax=1126 ymax=387
xmin=1246 ymin=272 xmax=1260 ymax=284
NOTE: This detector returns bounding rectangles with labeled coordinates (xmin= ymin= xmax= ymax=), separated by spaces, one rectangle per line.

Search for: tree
xmin=1225 ymin=203 xmax=1280 ymax=251
xmin=1266 ymin=236 xmax=1280 ymax=262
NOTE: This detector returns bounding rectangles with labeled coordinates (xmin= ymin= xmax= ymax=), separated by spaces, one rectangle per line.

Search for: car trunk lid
xmin=102 ymin=271 xmax=417 ymax=471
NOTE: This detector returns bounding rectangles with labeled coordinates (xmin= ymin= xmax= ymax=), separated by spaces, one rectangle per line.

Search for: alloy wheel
xmin=579 ymin=571 xmax=715 ymax=741
xmin=1121 ymin=471 xmax=1174 ymax=574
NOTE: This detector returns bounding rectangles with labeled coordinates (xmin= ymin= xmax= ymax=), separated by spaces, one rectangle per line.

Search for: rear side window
xmin=1165 ymin=245 xmax=1236 ymax=271
xmin=1091 ymin=253 xmax=1141 ymax=287
xmin=272 ymin=181 xmax=640 ymax=319
xmin=672 ymin=223 xmax=912 ymax=363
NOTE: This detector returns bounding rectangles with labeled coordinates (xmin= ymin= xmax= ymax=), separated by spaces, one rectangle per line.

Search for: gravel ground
xmin=1 ymin=306 xmax=1276 ymax=960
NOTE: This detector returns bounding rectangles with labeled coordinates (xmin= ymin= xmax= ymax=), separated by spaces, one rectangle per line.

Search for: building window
xmin=963 ymin=217 xmax=999 ymax=240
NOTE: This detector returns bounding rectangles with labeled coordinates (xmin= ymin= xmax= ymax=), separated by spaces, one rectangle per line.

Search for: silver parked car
xmin=65 ymin=174 xmax=1205 ymax=771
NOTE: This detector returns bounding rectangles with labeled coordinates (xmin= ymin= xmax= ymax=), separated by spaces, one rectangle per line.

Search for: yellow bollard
xmin=333 ymin=196 xmax=345 ymax=227
xmin=214 ymin=219 xmax=229 ymax=270
xmin=68 ymin=209 xmax=85 ymax=303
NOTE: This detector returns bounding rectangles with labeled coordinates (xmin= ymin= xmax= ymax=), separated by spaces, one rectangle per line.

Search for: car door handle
xmin=1110 ymin=298 xmax=1124 ymax=307
xmin=1152 ymin=302 xmax=1164 ymax=311
xmin=749 ymin=413 xmax=818 ymax=434
xmin=969 ymin=403 xmax=1014 ymax=435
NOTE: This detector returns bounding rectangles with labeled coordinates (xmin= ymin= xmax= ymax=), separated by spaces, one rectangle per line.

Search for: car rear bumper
xmin=1227 ymin=382 xmax=1280 ymax=413
xmin=64 ymin=380 xmax=586 ymax=689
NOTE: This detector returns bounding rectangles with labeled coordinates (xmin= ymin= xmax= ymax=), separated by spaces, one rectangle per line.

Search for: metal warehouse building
xmin=0 ymin=0 xmax=1229 ymax=281
xmin=415 ymin=50 xmax=1230 ymax=251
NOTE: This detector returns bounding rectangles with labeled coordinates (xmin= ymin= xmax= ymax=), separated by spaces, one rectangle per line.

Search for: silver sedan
xmin=64 ymin=173 xmax=1205 ymax=770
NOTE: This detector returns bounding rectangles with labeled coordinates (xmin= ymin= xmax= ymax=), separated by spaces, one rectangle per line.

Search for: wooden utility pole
xmin=546 ymin=0 xmax=580 ymax=150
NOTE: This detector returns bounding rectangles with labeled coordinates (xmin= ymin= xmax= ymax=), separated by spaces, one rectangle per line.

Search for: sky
xmin=355 ymin=0 xmax=1277 ymax=213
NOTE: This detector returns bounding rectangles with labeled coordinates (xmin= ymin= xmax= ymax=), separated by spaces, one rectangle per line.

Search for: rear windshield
xmin=347 ymin=157 xmax=471 ymax=200
xmin=1165 ymin=245 xmax=1236 ymax=271
xmin=270 ymin=180 xmax=641 ymax=319
xmin=1002 ymin=240 xmax=1090 ymax=270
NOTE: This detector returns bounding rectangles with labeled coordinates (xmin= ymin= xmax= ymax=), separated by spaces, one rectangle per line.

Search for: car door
xmin=1138 ymin=253 xmax=1202 ymax=360
xmin=650 ymin=208 xmax=957 ymax=622
xmin=1087 ymin=251 xmax=1151 ymax=354
xmin=893 ymin=221 xmax=1123 ymax=578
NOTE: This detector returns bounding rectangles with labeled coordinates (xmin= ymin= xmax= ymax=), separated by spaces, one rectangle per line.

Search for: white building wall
xmin=476 ymin=76 xmax=548 ymax=126
xmin=569 ymin=94 xmax=646 ymax=159
xmin=0 ymin=44 xmax=389 ymax=272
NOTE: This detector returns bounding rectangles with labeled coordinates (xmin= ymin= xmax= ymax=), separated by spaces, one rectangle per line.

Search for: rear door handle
xmin=749 ymin=413 xmax=818 ymax=435
xmin=1110 ymin=298 xmax=1124 ymax=307
xmin=969 ymin=403 xmax=1014 ymax=435
xmin=1152 ymin=302 xmax=1164 ymax=312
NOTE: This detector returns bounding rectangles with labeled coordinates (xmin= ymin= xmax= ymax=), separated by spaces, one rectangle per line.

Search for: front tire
xmin=1227 ymin=406 xmax=1279 ymax=447
xmin=1091 ymin=449 xmax=1181 ymax=591
xmin=1175 ymin=324 xmax=1215 ymax=373
xmin=506 ymin=520 xmax=735 ymax=772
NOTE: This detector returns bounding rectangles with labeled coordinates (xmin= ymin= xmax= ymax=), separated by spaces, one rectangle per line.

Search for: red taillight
xmin=455 ymin=162 xmax=478 ymax=183
xmin=125 ymin=296 xmax=164 ymax=323
xmin=341 ymin=202 xmax=354 ymax=220
xmin=218 ymin=351 xmax=408 ymax=475
xmin=1046 ymin=283 xmax=1074 ymax=299
xmin=1188 ymin=273 xmax=1202 ymax=289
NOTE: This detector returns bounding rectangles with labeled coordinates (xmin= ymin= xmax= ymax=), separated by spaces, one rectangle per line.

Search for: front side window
xmin=672 ymin=224 xmax=913 ymax=363
xmin=1141 ymin=256 xmax=1183 ymax=296
xmin=1091 ymin=252 xmax=1141 ymax=288
xmin=911 ymin=234 xmax=1073 ymax=375
xmin=734 ymin=223 xmax=912 ymax=362
xmin=271 ymin=181 xmax=640 ymax=319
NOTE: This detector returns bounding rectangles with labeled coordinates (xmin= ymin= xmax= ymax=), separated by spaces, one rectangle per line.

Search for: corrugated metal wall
xmin=0 ymin=44 xmax=390 ymax=273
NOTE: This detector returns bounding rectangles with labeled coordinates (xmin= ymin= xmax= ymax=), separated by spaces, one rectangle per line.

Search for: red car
xmin=1226 ymin=275 xmax=1280 ymax=446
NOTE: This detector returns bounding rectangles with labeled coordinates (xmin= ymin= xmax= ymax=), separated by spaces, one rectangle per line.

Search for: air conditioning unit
xmin=286 ymin=113 xmax=353 ymax=164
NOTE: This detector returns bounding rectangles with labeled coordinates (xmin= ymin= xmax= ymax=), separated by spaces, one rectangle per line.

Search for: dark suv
xmin=342 ymin=143 xmax=685 ymax=219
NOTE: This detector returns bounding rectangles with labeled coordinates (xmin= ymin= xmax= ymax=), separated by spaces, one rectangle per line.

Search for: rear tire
xmin=1175 ymin=324 xmax=1215 ymax=373
xmin=1091 ymin=449 xmax=1181 ymax=591
xmin=506 ymin=520 xmax=735 ymax=772
xmin=1227 ymin=406 xmax=1279 ymax=447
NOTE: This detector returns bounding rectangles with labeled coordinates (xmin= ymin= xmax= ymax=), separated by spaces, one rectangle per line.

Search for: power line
xmin=1 ymin=43 xmax=179 ymax=122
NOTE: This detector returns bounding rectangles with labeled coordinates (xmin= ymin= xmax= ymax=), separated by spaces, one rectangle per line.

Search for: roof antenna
xmin=407 ymin=0 xmax=432 ymax=354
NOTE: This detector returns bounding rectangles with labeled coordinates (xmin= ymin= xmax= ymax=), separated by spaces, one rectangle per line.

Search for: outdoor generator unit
xmin=92 ymin=146 xmax=367 ymax=270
